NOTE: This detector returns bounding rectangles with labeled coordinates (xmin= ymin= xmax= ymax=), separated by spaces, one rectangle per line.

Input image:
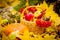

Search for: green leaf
xmin=0 ymin=19 xmax=8 ymax=24
xmin=9 ymin=33 xmax=16 ymax=40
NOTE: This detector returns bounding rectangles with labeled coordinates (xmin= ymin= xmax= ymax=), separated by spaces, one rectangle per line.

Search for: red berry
xmin=46 ymin=21 xmax=52 ymax=27
xmin=41 ymin=9 xmax=46 ymax=13
xmin=25 ymin=13 xmax=34 ymax=21
xmin=24 ymin=11 xmax=27 ymax=15
xmin=37 ymin=9 xmax=46 ymax=19
xmin=27 ymin=7 xmax=37 ymax=13
xmin=36 ymin=19 xmax=52 ymax=28
xmin=36 ymin=19 xmax=41 ymax=26
xmin=36 ymin=19 xmax=45 ymax=27
xmin=20 ymin=8 xmax=24 ymax=13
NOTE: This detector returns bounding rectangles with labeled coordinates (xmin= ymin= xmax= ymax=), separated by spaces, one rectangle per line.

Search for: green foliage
xmin=14 ymin=0 xmax=45 ymax=11
xmin=14 ymin=0 xmax=26 ymax=11
xmin=28 ymin=0 xmax=38 ymax=6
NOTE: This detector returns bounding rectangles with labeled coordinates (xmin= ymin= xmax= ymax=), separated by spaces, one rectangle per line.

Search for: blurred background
xmin=0 ymin=0 xmax=60 ymax=16
xmin=0 ymin=0 xmax=60 ymax=40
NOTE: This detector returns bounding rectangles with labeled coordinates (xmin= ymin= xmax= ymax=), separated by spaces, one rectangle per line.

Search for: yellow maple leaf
xmin=39 ymin=1 xmax=48 ymax=10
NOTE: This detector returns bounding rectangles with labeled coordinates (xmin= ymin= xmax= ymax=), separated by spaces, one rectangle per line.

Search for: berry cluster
xmin=20 ymin=7 xmax=52 ymax=28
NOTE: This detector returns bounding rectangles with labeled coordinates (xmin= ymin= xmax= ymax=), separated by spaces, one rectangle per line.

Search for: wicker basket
xmin=20 ymin=6 xmax=45 ymax=34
